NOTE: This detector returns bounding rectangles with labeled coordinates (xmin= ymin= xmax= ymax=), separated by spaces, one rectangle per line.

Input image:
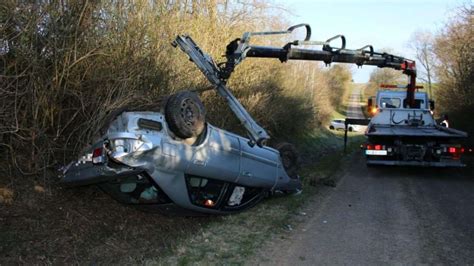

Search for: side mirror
xmin=429 ymin=100 xmax=435 ymax=111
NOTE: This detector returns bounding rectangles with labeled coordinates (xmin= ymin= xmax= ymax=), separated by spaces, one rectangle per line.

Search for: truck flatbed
xmin=367 ymin=124 xmax=468 ymax=138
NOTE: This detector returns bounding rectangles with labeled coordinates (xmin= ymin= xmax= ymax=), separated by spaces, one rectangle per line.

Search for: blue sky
xmin=278 ymin=0 xmax=464 ymax=82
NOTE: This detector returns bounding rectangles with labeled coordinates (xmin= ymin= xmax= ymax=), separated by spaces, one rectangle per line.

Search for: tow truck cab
xmin=368 ymin=90 xmax=433 ymax=116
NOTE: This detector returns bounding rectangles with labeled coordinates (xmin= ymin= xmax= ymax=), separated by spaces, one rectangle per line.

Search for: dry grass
xmin=0 ymin=182 xmax=213 ymax=264
xmin=0 ymin=188 xmax=14 ymax=205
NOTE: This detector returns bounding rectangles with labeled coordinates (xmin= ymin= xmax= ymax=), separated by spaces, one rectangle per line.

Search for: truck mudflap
xmin=366 ymin=160 xmax=465 ymax=168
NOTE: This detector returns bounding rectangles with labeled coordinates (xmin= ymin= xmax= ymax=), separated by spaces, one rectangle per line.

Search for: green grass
xmin=152 ymin=189 xmax=315 ymax=265
xmin=302 ymin=133 xmax=365 ymax=185
xmin=332 ymin=108 xmax=347 ymax=119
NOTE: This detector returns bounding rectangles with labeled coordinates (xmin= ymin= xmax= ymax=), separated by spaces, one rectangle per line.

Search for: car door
xmin=186 ymin=126 xmax=241 ymax=183
xmin=237 ymin=142 xmax=279 ymax=188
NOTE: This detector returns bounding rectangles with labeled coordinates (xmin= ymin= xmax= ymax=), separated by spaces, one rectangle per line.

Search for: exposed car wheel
xmin=348 ymin=127 xmax=353 ymax=132
xmin=329 ymin=125 xmax=335 ymax=130
xmin=165 ymin=91 xmax=205 ymax=139
xmin=275 ymin=142 xmax=299 ymax=179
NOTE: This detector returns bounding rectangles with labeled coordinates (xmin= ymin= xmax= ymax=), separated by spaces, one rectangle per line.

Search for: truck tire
xmin=165 ymin=91 xmax=205 ymax=139
xmin=276 ymin=142 xmax=300 ymax=179
xmin=348 ymin=127 xmax=353 ymax=132
xmin=329 ymin=125 xmax=335 ymax=130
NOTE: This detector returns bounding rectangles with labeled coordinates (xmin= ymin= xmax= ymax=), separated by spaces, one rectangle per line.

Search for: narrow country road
xmin=346 ymin=85 xmax=365 ymax=119
xmin=253 ymin=87 xmax=474 ymax=265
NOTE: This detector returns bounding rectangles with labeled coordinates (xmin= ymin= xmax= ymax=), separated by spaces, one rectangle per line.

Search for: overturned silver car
xmin=61 ymin=26 xmax=308 ymax=215
xmin=62 ymin=92 xmax=301 ymax=214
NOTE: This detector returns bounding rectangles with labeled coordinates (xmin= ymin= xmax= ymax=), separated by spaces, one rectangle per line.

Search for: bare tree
xmin=365 ymin=68 xmax=405 ymax=97
xmin=433 ymin=4 xmax=473 ymax=134
xmin=408 ymin=30 xmax=436 ymax=97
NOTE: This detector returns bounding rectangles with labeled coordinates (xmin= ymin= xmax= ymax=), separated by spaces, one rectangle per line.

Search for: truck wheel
xmin=165 ymin=91 xmax=205 ymax=139
xmin=276 ymin=142 xmax=299 ymax=179
xmin=348 ymin=127 xmax=353 ymax=132
xmin=329 ymin=125 xmax=335 ymax=130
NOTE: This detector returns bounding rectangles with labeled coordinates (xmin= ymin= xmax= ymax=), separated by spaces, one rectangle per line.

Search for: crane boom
xmin=221 ymin=24 xmax=417 ymax=107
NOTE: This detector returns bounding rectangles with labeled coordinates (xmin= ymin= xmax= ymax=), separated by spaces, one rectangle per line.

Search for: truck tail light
xmin=365 ymin=143 xmax=388 ymax=156
xmin=447 ymin=146 xmax=464 ymax=159
xmin=366 ymin=144 xmax=385 ymax=150
xmin=448 ymin=147 xmax=464 ymax=154
xmin=92 ymin=147 xmax=105 ymax=164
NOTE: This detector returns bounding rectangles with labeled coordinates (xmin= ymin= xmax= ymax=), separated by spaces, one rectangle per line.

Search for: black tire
xmin=348 ymin=127 xmax=353 ymax=132
xmin=165 ymin=91 xmax=205 ymax=139
xmin=329 ymin=125 xmax=335 ymax=130
xmin=275 ymin=142 xmax=300 ymax=179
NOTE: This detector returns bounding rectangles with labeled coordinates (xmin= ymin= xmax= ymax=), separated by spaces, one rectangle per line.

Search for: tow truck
xmin=364 ymin=85 xmax=467 ymax=167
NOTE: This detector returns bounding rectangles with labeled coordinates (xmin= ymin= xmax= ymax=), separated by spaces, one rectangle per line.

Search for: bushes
xmin=325 ymin=65 xmax=352 ymax=108
xmin=432 ymin=6 xmax=473 ymax=143
xmin=0 ymin=0 xmax=350 ymax=174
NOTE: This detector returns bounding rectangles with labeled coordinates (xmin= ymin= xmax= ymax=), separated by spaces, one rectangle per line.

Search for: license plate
xmin=366 ymin=150 xmax=387 ymax=156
